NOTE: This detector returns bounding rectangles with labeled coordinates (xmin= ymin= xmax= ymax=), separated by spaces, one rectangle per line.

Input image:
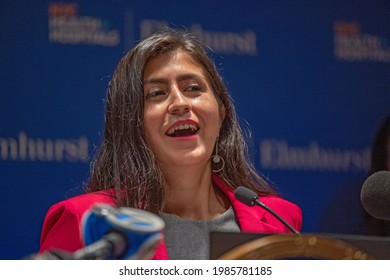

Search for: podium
xmin=210 ymin=232 xmax=390 ymax=260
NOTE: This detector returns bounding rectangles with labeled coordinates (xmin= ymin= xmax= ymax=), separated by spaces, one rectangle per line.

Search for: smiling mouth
xmin=166 ymin=123 xmax=199 ymax=137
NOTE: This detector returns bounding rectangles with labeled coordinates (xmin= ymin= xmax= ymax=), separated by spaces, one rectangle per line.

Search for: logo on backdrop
xmin=139 ymin=19 xmax=257 ymax=55
xmin=0 ymin=132 xmax=89 ymax=163
xmin=48 ymin=2 xmax=120 ymax=46
xmin=334 ymin=21 xmax=390 ymax=62
xmin=260 ymin=139 xmax=370 ymax=172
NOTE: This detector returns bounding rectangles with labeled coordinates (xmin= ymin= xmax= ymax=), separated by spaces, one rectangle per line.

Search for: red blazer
xmin=39 ymin=175 xmax=302 ymax=259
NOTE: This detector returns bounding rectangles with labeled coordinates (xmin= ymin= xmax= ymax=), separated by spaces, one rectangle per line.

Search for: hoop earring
xmin=211 ymin=139 xmax=225 ymax=173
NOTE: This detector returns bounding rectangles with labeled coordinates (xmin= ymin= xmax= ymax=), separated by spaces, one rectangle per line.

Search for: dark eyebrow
xmin=143 ymin=75 xmax=168 ymax=84
xmin=177 ymin=73 xmax=205 ymax=83
xmin=143 ymin=73 xmax=206 ymax=85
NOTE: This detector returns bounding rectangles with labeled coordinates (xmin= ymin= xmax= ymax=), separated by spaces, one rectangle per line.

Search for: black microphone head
xmin=235 ymin=186 xmax=258 ymax=206
xmin=361 ymin=170 xmax=390 ymax=220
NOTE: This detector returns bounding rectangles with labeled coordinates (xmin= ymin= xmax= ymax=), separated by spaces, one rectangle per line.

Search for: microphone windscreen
xmin=235 ymin=186 xmax=258 ymax=206
xmin=361 ymin=170 xmax=390 ymax=220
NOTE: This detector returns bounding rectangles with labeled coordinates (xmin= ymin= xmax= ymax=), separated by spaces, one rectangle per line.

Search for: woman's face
xmin=143 ymin=50 xmax=225 ymax=170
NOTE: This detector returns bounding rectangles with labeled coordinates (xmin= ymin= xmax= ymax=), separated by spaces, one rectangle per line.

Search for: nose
xmin=168 ymin=86 xmax=191 ymax=115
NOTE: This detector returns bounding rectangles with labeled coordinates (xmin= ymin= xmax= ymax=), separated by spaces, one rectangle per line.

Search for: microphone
xmin=78 ymin=204 xmax=165 ymax=259
xmin=361 ymin=170 xmax=390 ymax=221
xmin=235 ymin=186 xmax=300 ymax=234
xmin=30 ymin=204 xmax=165 ymax=260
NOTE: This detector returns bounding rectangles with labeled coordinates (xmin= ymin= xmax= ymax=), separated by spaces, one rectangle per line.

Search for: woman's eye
xmin=146 ymin=90 xmax=166 ymax=99
xmin=185 ymin=84 xmax=202 ymax=93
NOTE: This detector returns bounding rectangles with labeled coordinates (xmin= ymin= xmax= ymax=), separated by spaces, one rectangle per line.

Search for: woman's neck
xmin=162 ymin=166 xmax=229 ymax=220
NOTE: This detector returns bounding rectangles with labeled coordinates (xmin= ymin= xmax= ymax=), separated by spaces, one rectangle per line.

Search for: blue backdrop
xmin=1 ymin=0 xmax=389 ymax=259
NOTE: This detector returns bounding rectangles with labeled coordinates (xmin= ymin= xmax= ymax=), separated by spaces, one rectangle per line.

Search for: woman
xmin=39 ymin=28 xmax=302 ymax=260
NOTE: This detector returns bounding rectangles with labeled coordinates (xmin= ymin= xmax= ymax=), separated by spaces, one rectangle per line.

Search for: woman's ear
xmin=219 ymin=104 xmax=226 ymax=127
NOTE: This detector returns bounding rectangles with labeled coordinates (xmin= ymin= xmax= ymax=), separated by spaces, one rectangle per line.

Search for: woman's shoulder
xmin=39 ymin=189 xmax=117 ymax=253
xmin=47 ymin=189 xmax=117 ymax=215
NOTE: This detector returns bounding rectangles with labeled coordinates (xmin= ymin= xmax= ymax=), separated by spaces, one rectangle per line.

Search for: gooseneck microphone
xmin=235 ymin=186 xmax=300 ymax=234
xmin=360 ymin=170 xmax=390 ymax=221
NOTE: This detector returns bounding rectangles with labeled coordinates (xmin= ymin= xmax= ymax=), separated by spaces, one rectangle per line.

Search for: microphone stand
xmin=27 ymin=231 xmax=126 ymax=260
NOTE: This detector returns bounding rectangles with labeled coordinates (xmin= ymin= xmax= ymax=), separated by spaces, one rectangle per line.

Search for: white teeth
xmin=167 ymin=123 xmax=198 ymax=135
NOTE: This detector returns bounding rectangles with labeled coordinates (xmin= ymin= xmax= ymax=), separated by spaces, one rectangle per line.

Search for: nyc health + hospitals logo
xmin=334 ymin=21 xmax=390 ymax=62
xmin=48 ymin=2 xmax=120 ymax=47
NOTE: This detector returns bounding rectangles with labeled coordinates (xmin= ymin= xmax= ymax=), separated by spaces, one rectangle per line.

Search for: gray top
xmin=160 ymin=206 xmax=240 ymax=259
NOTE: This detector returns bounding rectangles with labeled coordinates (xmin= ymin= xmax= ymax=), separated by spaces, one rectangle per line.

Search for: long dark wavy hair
xmin=369 ymin=114 xmax=390 ymax=175
xmin=87 ymin=28 xmax=278 ymax=214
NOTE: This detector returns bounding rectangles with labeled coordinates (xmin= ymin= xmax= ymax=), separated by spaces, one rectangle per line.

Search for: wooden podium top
xmin=210 ymin=232 xmax=390 ymax=260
